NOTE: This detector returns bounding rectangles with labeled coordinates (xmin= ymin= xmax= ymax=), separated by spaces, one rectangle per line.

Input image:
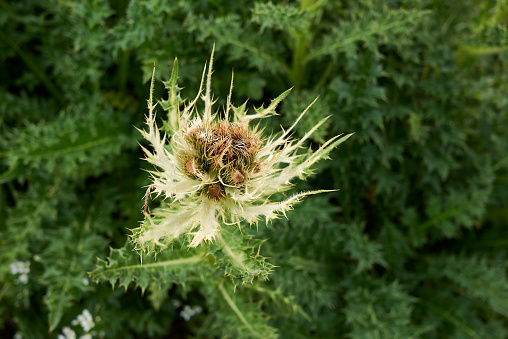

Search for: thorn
xmin=252 ymin=245 xmax=261 ymax=259
xmin=143 ymin=184 xmax=156 ymax=213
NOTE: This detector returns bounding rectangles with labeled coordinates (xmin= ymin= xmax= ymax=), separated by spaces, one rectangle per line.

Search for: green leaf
xmin=91 ymin=241 xmax=208 ymax=308
xmin=251 ymin=3 xmax=308 ymax=33
xmin=200 ymin=280 xmax=278 ymax=339
xmin=210 ymin=226 xmax=274 ymax=286
xmin=344 ymin=279 xmax=425 ymax=339
xmin=5 ymin=95 xmax=136 ymax=177
xmin=343 ymin=222 xmax=387 ymax=273
xmin=306 ymin=8 xmax=430 ymax=61
xmin=428 ymin=255 xmax=508 ymax=318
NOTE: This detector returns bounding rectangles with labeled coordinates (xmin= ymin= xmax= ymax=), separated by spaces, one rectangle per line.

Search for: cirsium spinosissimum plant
xmin=133 ymin=50 xmax=352 ymax=252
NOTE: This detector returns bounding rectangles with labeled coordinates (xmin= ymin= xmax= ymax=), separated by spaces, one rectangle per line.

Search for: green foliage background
xmin=1 ymin=0 xmax=508 ymax=338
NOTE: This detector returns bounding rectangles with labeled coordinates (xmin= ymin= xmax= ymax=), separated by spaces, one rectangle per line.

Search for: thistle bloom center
xmin=182 ymin=120 xmax=261 ymax=195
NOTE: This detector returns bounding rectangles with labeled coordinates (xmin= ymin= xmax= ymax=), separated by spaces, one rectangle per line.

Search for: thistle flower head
xmin=134 ymin=49 xmax=352 ymax=250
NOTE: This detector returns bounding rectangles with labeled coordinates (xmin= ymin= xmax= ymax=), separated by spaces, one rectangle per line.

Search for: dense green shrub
xmin=1 ymin=0 xmax=507 ymax=338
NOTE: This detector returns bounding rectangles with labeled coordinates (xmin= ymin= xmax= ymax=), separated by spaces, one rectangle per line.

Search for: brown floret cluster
xmin=182 ymin=120 xmax=261 ymax=200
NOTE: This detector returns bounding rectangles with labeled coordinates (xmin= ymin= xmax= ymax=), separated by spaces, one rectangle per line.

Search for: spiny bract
xmin=133 ymin=49 xmax=352 ymax=250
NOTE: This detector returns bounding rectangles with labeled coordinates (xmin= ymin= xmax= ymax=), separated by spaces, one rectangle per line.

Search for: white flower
xmin=10 ymin=261 xmax=30 ymax=283
xmin=10 ymin=261 xmax=30 ymax=275
xmin=180 ymin=304 xmax=203 ymax=321
xmin=58 ymin=327 xmax=76 ymax=339
xmin=9 ymin=262 xmax=19 ymax=275
xmin=13 ymin=332 xmax=22 ymax=339
xmin=180 ymin=305 xmax=196 ymax=321
xmin=18 ymin=274 xmax=28 ymax=284
xmin=79 ymin=334 xmax=92 ymax=339
xmin=72 ymin=309 xmax=95 ymax=333
xmin=171 ymin=299 xmax=181 ymax=308
xmin=82 ymin=278 xmax=89 ymax=286
xmin=134 ymin=48 xmax=352 ymax=249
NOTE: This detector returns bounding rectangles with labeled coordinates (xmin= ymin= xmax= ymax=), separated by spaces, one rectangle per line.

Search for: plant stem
xmin=218 ymin=280 xmax=259 ymax=337
xmin=117 ymin=49 xmax=130 ymax=94
xmin=289 ymin=0 xmax=315 ymax=89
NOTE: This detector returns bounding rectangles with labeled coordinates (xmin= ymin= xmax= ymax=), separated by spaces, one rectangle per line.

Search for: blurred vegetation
xmin=1 ymin=0 xmax=507 ymax=338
